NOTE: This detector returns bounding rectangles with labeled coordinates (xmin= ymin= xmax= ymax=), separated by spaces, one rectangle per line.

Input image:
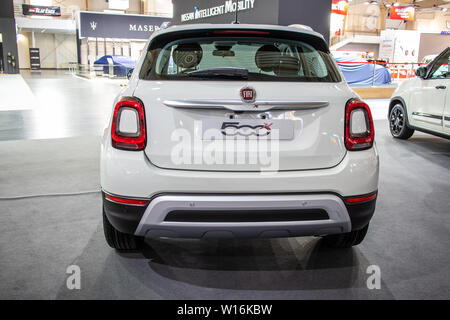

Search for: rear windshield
xmin=139 ymin=33 xmax=341 ymax=82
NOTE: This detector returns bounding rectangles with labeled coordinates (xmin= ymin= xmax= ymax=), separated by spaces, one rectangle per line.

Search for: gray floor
xmin=0 ymin=70 xmax=120 ymax=141
xmin=0 ymin=71 xmax=449 ymax=299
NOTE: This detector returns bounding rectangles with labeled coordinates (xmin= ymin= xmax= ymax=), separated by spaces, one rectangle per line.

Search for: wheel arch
xmin=389 ymin=96 xmax=410 ymax=126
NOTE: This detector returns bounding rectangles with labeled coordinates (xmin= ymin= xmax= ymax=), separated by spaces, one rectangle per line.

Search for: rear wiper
xmin=187 ymin=67 xmax=248 ymax=79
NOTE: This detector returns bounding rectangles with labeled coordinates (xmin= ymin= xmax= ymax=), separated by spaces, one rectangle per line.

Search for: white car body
xmin=390 ymin=47 xmax=450 ymax=139
xmin=100 ymin=24 xmax=379 ymax=249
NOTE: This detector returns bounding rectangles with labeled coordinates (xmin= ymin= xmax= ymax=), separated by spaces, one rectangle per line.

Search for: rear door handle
xmin=436 ymin=85 xmax=447 ymax=89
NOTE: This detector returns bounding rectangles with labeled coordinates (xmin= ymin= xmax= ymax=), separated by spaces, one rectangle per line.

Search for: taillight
xmin=111 ymin=97 xmax=146 ymax=151
xmin=104 ymin=193 xmax=148 ymax=206
xmin=345 ymin=99 xmax=374 ymax=151
xmin=344 ymin=193 xmax=377 ymax=204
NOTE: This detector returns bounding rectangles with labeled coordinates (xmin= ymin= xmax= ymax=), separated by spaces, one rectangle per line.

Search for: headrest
xmin=255 ymin=45 xmax=281 ymax=72
xmin=275 ymin=55 xmax=300 ymax=76
xmin=173 ymin=43 xmax=203 ymax=69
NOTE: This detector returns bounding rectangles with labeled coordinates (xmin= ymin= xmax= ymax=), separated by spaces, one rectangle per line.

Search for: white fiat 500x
xmin=389 ymin=47 xmax=450 ymax=140
xmin=101 ymin=24 xmax=379 ymax=250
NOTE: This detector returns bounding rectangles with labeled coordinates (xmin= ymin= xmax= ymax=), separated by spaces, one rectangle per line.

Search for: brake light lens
xmin=345 ymin=99 xmax=374 ymax=151
xmin=111 ymin=97 xmax=146 ymax=151
xmin=344 ymin=193 xmax=377 ymax=204
xmin=104 ymin=194 xmax=148 ymax=206
xmin=213 ymin=30 xmax=270 ymax=35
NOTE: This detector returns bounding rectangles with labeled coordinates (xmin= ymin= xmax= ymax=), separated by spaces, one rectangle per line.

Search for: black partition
xmin=172 ymin=0 xmax=331 ymax=43
xmin=278 ymin=0 xmax=331 ymax=45
xmin=0 ymin=0 xmax=19 ymax=73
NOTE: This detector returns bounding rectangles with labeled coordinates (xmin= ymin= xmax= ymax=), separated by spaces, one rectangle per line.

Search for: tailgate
xmin=134 ymin=80 xmax=350 ymax=172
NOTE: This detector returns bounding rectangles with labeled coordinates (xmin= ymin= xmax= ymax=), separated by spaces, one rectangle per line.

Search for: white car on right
xmin=389 ymin=47 xmax=450 ymax=140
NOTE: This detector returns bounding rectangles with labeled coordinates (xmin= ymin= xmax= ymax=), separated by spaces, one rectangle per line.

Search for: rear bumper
xmin=103 ymin=192 xmax=377 ymax=239
xmin=101 ymin=142 xmax=379 ymax=199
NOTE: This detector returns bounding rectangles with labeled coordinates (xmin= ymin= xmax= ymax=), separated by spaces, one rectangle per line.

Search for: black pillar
xmin=278 ymin=0 xmax=332 ymax=44
xmin=76 ymin=29 xmax=82 ymax=64
xmin=0 ymin=0 xmax=20 ymax=74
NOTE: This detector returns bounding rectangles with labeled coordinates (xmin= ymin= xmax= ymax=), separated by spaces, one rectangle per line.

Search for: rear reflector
xmin=345 ymin=99 xmax=374 ymax=151
xmin=111 ymin=97 xmax=146 ymax=151
xmin=345 ymin=193 xmax=377 ymax=204
xmin=213 ymin=30 xmax=270 ymax=35
xmin=104 ymin=194 xmax=148 ymax=206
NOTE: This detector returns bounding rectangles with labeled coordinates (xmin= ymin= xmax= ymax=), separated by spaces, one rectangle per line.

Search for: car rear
xmin=100 ymin=24 xmax=379 ymax=249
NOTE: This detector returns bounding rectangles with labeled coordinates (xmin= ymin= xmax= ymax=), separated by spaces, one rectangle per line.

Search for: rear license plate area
xmin=202 ymin=119 xmax=295 ymax=140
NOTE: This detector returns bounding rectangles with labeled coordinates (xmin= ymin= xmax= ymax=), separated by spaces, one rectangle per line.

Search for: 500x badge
xmin=221 ymin=122 xmax=273 ymax=137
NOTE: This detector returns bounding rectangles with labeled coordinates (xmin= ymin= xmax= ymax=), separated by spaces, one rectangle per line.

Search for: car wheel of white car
xmin=103 ymin=209 xmax=143 ymax=251
xmin=389 ymin=103 xmax=414 ymax=139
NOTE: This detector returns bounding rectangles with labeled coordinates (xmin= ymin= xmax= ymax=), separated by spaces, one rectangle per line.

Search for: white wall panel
xmin=35 ymin=33 xmax=56 ymax=68
xmin=17 ymin=32 xmax=30 ymax=69
xmin=55 ymin=34 xmax=77 ymax=68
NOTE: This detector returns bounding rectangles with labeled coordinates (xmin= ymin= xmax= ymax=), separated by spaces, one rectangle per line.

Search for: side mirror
xmin=127 ymin=68 xmax=134 ymax=80
xmin=415 ymin=66 xmax=427 ymax=78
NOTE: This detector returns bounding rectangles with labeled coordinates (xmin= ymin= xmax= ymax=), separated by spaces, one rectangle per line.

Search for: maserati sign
xmin=78 ymin=12 xmax=171 ymax=40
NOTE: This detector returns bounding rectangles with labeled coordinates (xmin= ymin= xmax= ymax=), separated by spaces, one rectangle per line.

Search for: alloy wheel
xmin=390 ymin=104 xmax=405 ymax=136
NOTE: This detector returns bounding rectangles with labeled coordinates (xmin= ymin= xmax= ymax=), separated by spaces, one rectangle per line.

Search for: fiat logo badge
xmin=240 ymin=87 xmax=256 ymax=103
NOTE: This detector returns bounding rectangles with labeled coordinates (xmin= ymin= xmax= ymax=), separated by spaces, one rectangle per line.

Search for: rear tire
xmin=103 ymin=209 xmax=143 ymax=251
xmin=389 ymin=103 xmax=414 ymax=139
xmin=322 ymin=224 xmax=369 ymax=248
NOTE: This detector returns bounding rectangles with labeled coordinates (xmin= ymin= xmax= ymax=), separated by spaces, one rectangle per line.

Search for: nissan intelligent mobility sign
xmin=78 ymin=12 xmax=171 ymax=40
xmin=173 ymin=0 xmax=277 ymax=25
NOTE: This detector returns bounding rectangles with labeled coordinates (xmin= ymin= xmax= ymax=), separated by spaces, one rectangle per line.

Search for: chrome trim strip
xmin=163 ymin=99 xmax=329 ymax=111
xmin=412 ymin=112 xmax=443 ymax=120
xmin=445 ymin=116 xmax=450 ymax=128
xmin=134 ymin=194 xmax=351 ymax=237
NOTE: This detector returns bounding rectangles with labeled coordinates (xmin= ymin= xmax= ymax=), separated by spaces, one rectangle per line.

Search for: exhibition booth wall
xmin=76 ymin=11 xmax=171 ymax=68
xmin=75 ymin=0 xmax=332 ymax=77
xmin=12 ymin=0 xmax=172 ymax=70
xmin=17 ymin=31 xmax=77 ymax=70
xmin=8 ymin=0 xmax=450 ymax=83
xmin=172 ymin=0 xmax=332 ymax=44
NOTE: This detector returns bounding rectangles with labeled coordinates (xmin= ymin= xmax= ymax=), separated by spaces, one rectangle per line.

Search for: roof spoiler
xmin=160 ymin=21 xmax=172 ymax=30
xmin=288 ymin=24 xmax=314 ymax=31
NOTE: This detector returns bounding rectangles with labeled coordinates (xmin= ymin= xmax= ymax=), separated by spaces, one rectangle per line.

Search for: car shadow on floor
xmin=115 ymin=237 xmax=370 ymax=291
xmin=56 ymin=224 xmax=394 ymax=298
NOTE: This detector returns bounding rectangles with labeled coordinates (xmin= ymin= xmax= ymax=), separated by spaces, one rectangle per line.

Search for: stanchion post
xmin=372 ymin=60 xmax=376 ymax=87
